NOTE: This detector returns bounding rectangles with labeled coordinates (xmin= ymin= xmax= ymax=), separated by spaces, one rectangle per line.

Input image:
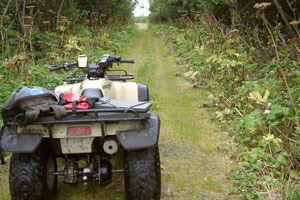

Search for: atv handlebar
xmin=49 ymin=54 xmax=134 ymax=78
xmin=49 ymin=65 xmax=64 ymax=72
xmin=97 ymin=55 xmax=135 ymax=65
xmin=50 ymin=62 xmax=78 ymax=72
xmin=119 ymin=59 xmax=135 ymax=64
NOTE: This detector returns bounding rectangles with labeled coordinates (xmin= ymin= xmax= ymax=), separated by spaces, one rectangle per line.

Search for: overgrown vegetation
xmin=150 ymin=0 xmax=300 ymax=199
xmin=0 ymin=0 xmax=136 ymax=108
xmin=134 ymin=16 xmax=149 ymax=23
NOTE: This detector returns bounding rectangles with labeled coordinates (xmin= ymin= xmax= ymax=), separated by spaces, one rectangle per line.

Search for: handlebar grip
xmin=49 ymin=65 xmax=64 ymax=72
xmin=120 ymin=59 xmax=135 ymax=64
xmin=49 ymin=62 xmax=78 ymax=72
xmin=68 ymin=62 xmax=78 ymax=67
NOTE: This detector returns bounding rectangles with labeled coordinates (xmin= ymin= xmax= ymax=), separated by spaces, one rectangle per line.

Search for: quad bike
xmin=0 ymin=54 xmax=161 ymax=200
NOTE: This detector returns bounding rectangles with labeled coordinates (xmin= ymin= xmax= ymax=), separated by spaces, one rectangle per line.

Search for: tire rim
xmin=46 ymin=153 xmax=56 ymax=191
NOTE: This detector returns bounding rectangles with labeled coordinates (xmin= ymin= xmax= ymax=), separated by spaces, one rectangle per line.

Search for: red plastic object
xmin=63 ymin=102 xmax=89 ymax=110
xmin=63 ymin=92 xmax=87 ymax=102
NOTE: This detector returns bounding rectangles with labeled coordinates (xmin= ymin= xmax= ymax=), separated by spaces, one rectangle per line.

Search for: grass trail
xmin=140 ymin=29 xmax=236 ymax=199
xmin=0 ymin=25 xmax=237 ymax=200
xmin=125 ymin=25 xmax=237 ymax=199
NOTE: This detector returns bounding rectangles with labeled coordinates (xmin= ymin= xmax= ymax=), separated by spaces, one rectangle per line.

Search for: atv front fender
xmin=116 ymin=112 xmax=160 ymax=150
xmin=0 ymin=126 xmax=42 ymax=153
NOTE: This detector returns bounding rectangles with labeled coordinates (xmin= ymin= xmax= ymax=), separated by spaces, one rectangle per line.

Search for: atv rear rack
xmin=6 ymin=108 xmax=151 ymax=126
xmin=4 ymin=99 xmax=153 ymax=126
xmin=35 ymin=110 xmax=151 ymax=124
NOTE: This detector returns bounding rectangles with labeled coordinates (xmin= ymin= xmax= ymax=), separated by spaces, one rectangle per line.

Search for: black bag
xmin=1 ymin=86 xmax=66 ymax=123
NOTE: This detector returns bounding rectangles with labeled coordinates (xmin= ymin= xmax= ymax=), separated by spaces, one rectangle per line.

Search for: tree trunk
xmin=56 ymin=0 xmax=65 ymax=28
xmin=3 ymin=0 xmax=12 ymax=15
xmin=272 ymin=0 xmax=296 ymax=37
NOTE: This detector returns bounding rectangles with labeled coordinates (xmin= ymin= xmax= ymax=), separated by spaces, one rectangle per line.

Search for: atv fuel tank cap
xmin=78 ymin=55 xmax=88 ymax=68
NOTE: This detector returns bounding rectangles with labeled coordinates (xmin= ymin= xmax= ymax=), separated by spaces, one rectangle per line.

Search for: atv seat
xmin=81 ymin=88 xmax=103 ymax=98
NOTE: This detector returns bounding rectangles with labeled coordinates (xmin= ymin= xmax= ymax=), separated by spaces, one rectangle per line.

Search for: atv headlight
xmin=78 ymin=55 xmax=88 ymax=68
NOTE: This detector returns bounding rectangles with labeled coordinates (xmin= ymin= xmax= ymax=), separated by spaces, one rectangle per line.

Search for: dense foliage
xmin=150 ymin=0 xmax=232 ymax=21
xmin=0 ymin=0 xmax=136 ymax=108
xmin=151 ymin=0 xmax=300 ymax=199
xmin=0 ymin=0 xmax=135 ymax=56
xmin=150 ymin=0 xmax=299 ymax=38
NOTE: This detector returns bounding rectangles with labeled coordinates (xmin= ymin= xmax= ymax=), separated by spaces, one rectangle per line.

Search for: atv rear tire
xmin=124 ymin=145 xmax=161 ymax=200
xmin=9 ymin=148 xmax=57 ymax=200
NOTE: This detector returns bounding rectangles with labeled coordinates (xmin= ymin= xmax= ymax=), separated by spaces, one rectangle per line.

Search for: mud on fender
xmin=116 ymin=112 xmax=160 ymax=150
xmin=0 ymin=126 xmax=42 ymax=153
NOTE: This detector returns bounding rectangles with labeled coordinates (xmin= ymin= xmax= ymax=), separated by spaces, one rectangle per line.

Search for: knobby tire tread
xmin=124 ymin=145 xmax=161 ymax=200
xmin=9 ymin=147 xmax=57 ymax=200
xmin=9 ymin=151 xmax=44 ymax=200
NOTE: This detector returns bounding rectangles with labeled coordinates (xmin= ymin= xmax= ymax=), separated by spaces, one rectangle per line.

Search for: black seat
xmin=81 ymin=88 xmax=103 ymax=98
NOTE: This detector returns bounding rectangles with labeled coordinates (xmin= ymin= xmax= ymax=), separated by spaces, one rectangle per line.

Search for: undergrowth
xmin=151 ymin=13 xmax=300 ymax=199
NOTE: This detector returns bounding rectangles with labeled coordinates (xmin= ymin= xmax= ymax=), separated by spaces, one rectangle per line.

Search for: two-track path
xmin=124 ymin=25 xmax=236 ymax=200
xmin=0 ymin=25 xmax=237 ymax=200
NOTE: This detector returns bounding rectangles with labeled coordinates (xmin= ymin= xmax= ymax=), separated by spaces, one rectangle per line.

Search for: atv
xmin=0 ymin=54 xmax=161 ymax=200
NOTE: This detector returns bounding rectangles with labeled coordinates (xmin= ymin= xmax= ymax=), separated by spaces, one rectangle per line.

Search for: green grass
xmin=0 ymin=162 xmax=10 ymax=200
xmin=126 ymin=28 xmax=237 ymax=199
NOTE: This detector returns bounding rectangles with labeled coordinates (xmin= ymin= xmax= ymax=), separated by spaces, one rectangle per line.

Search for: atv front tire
xmin=9 ymin=148 xmax=57 ymax=200
xmin=124 ymin=145 xmax=161 ymax=200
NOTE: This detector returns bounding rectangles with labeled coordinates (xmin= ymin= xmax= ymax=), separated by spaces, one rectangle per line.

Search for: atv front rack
xmin=62 ymin=69 xmax=134 ymax=83
xmin=106 ymin=69 xmax=134 ymax=81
